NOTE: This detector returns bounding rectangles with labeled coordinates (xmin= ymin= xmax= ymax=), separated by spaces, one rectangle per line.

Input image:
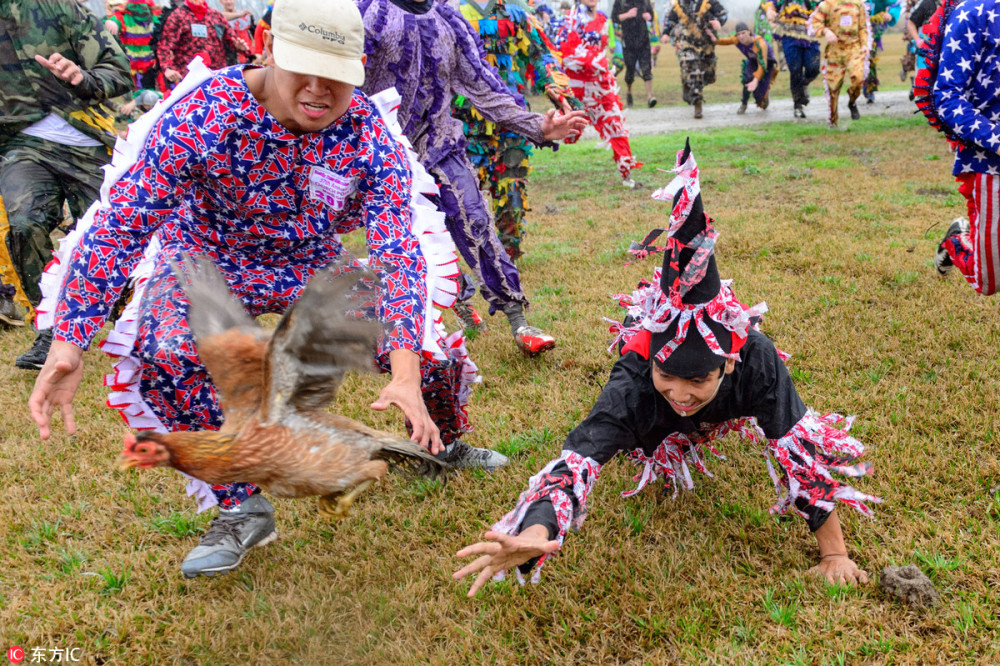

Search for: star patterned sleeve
xmin=52 ymin=109 xmax=204 ymax=349
xmin=358 ymin=115 xmax=427 ymax=355
xmin=933 ymin=4 xmax=1000 ymax=153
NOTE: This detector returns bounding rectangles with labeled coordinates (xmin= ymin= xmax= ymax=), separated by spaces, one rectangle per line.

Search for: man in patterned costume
xmin=29 ymin=0 xmax=501 ymax=579
xmin=454 ymin=142 xmax=879 ymax=595
xmin=359 ymin=0 xmax=588 ymax=356
xmin=714 ymin=21 xmax=779 ymax=114
xmin=762 ymin=0 xmax=821 ymax=118
xmin=808 ymin=0 xmax=869 ymax=126
xmin=661 ymin=0 xmax=728 ymax=118
xmin=927 ymin=0 xmax=1000 ymax=296
xmin=0 ymin=0 xmax=132 ymax=368
xmin=549 ymin=0 xmax=643 ymax=187
xmin=862 ymin=0 xmax=900 ymax=103
xmin=452 ymin=0 xmax=577 ymax=263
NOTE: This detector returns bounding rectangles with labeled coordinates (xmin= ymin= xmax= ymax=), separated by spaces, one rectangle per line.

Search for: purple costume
xmin=358 ymin=0 xmax=546 ymax=313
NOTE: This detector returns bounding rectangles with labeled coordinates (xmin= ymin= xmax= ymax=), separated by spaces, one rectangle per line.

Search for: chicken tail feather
xmin=373 ymin=439 xmax=448 ymax=481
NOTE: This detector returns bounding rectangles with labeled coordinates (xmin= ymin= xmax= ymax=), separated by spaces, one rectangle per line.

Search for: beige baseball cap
xmin=269 ymin=0 xmax=366 ymax=86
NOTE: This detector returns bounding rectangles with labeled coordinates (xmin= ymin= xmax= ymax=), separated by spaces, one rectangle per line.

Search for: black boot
xmin=0 ymin=285 xmax=25 ymax=329
xmin=16 ymin=328 xmax=53 ymax=370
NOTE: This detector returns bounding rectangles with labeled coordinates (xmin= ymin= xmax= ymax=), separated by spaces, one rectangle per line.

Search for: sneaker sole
xmin=0 ymin=314 xmax=25 ymax=327
xmin=182 ymin=529 xmax=279 ymax=578
xmin=517 ymin=339 xmax=556 ymax=357
xmin=15 ymin=359 xmax=44 ymax=370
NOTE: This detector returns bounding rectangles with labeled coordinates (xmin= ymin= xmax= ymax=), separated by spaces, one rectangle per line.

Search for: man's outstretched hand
xmin=541 ymin=109 xmax=589 ymax=141
xmin=34 ymin=53 xmax=84 ymax=86
xmin=453 ymin=526 xmax=560 ymax=598
xmin=29 ymin=340 xmax=85 ymax=440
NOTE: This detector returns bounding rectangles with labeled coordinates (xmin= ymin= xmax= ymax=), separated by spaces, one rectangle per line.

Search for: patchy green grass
xmin=3 ymin=111 xmax=1000 ymax=664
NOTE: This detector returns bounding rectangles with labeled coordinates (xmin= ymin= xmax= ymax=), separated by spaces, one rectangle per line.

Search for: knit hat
xmin=610 ymin=140 xmax=767 ymax=378
xmin=734 ymin=21 xmax=751 ymax=33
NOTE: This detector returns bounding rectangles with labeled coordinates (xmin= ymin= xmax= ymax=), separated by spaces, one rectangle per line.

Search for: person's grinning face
xmin=579 ymin=0 xmax=598 ymax=9
xmin=222 ymin=0 xmax=236 ymax=11
xmin=736 ymin=30 xmax=753 ymax=45
xmin=651 ymin=358 xmax=735 ymax=417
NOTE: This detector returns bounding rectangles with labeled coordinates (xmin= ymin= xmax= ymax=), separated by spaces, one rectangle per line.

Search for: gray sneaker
xmin=436 ymin=440 xmax=509 ymax=471
xmin=180 ymin=494 xmax=278 ymax=578
xmin=0 ymin=286 xmax=24 ymax=329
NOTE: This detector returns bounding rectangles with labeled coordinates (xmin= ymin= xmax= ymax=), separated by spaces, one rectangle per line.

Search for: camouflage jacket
xmin=662 ymin=0 xmax=728 ymax=53
xmin=0 ymin=0 xmax=133 ymax=147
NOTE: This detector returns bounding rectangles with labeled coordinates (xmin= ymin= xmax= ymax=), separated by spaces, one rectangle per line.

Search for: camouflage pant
xmin=0 ymin=134 xmax=109 ymax=306
xmin=678 ymin=48 xmax=718 ymax=105
xmin=822 ymin=43 xmax=865 ymax=126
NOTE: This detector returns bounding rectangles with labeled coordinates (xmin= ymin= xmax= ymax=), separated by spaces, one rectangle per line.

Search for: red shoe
xmin=513 ymin=325 xmax=556 ymax=356
xmin=453 ymin=301 xmax=486 ymax=331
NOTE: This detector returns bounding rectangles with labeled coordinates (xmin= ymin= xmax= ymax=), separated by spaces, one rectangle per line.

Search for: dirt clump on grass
xmin=880 ymin=565 xmax=940 ymax=608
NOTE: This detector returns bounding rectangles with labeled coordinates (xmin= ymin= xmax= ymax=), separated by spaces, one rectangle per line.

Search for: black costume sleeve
xmin=709 ymin=0 xmax=728 ymax=25
xmin=909 ymin=0 xmax=936 ymax=29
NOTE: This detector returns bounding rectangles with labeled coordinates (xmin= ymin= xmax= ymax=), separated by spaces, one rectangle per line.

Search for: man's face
xmin=736 ymin=30 xmax=753 ymax=45
xmin=222 ymin=0 xmax=236 ymax=10
xmin=579 ymin=0 xmax=598 ymax=9
xmin=651 ymin=358 xmax=735 ymax=417
xmin=270 ymin=66 xmax=355 ymax=134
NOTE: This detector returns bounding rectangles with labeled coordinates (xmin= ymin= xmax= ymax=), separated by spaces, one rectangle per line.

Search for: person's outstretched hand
xmin=541 ymin=109 xmax=589 ymax=141
xmin=453 ymin=526 xmax=560 ymax=598
xmin=34 ymin=53 xmax=84 ymax=86
xmin=372 ymin=349 xmax=442 ymax=454
xmin=808 ymin=554 xmax=870 ymax=586
xmin=29 ymin=340 xmax=85 ymax=440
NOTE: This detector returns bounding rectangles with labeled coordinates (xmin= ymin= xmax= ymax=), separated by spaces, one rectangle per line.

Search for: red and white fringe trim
xmin=624 ymin=410 xmax=880 ymax=520
xmin=491 ymin=451 xmax=601 ymax=584
xmin=35 ymin=59 xmax=467 ymax=511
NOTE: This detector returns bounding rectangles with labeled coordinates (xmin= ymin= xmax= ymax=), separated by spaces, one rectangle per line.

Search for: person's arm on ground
xmin=454 ymin=355 xmax=647 ymax=595
xmin=807 ymin=509 xmax=869 ymax=585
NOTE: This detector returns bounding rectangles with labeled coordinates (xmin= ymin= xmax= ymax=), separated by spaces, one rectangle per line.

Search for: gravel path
xmin=578 ymin=89 xmax=916 ymax=138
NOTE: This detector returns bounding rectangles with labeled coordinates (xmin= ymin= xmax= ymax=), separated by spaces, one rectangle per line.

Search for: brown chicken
xmin=118 ymin=256 xmax=446 ymax=518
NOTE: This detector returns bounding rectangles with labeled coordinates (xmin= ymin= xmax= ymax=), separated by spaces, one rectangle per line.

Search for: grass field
xmin=4 ymin=112 xmax=1000 ymax=664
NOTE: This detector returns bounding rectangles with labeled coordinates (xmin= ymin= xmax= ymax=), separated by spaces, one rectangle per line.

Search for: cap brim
xmin=272 ymin=36 xmax=365 ymax=87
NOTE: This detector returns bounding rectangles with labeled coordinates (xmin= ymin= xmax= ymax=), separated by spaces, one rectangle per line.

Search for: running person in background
xmin=661 ymin=0 xmax=728 ymax=119
xmin=808 ymin=0 xmax=869 ymax=127
xmin=862 ymin=0 xmax=900 ymax=103
xmin=713 ymin=21 xmax=779 ymax=114
xmin=550 ymin=0 xmax=643 ymax=187
xmin=612 ymin=0 xmax=656 ymax=108
xmin=762 ymin=0 xmax=821 ymax=118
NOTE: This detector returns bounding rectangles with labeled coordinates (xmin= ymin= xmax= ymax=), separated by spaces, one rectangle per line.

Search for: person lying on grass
xmin=454 ymin=142 xmax=880 ymax=597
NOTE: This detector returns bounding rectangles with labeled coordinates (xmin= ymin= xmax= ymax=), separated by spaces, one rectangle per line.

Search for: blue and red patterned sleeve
xmin=52 ymin=110 xmax=203 ymax=349
xmin=358 ymin=116 xmax=427 ymax=355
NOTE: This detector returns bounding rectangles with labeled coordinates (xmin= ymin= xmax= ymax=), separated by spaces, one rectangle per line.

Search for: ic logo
xmin=7 ymin=647 xmax=25 ymax=664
